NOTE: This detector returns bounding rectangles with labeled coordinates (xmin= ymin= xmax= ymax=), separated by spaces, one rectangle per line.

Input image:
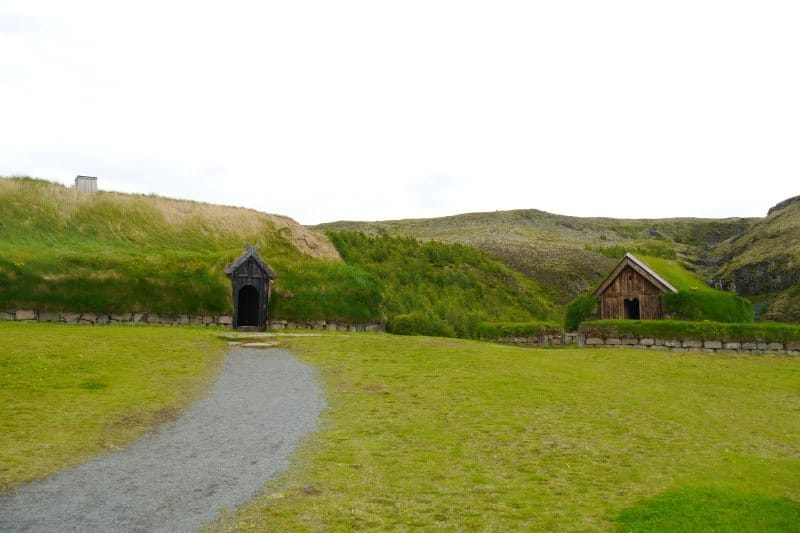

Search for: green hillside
xmin=315 ymin=210 xmax=754 ymax=304
xmin=315 ymin=199 xmax=800 ymax=324
xmin=0 ymin=177 xmax=556 ymax=334
xmin=711 ymin=196 xmax=800 ymax=322
xmin=0 ymin=177 xmax=380 ymax=320
xmin=3 ymin=176 xmax=796 ymax=326
xmin=328 ymin=231 xmax=556 ymax=338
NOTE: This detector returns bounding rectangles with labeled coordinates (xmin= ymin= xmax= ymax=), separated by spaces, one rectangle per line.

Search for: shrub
xmin=578 ymin=319 xmax=800 ymax=343
xmin=564 ymin=295 xmax=598 ymax=331
xmin=390 ymin=312 xmax=456 ymax=337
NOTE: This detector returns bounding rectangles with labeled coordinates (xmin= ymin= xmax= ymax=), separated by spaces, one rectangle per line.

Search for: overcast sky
xmin=1 ymin=1 xmax=798 ymax=224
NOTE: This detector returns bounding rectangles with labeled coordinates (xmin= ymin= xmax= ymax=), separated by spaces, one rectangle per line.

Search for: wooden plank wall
xmin=599 ymin=265 xmax=663 ymax=320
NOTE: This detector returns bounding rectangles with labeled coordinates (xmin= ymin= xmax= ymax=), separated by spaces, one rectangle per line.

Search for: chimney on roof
xmin=75 ymin=175 xmax=98 ymax=193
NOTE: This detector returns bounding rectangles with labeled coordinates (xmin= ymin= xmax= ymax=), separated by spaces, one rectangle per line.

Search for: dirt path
xmin=0 ymin=348 xmax=325 ymax=532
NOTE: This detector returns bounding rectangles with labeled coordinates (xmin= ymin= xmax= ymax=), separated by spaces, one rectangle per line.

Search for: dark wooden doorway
xmin=624 ymin=298 xmax=640 ymax=320
xmin=237 ymin=285 xmax=260 ymax=327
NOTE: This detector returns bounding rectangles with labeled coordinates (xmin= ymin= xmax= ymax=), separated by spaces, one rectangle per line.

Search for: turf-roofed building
xmin=591 ymin=253 xmax=677 ymax=320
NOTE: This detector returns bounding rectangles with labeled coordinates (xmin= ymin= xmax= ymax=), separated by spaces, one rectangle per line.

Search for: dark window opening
xmin=237 ymin=285 xmax=260 ymax=326
xmin=624 ymin=298 xmax=640 ymax=320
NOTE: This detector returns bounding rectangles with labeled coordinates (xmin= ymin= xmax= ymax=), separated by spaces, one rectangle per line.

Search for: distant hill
xmin=314 ymin=200 xmax=799 ymax=323
xmin=4 ymin=176 xmax=796 ymax=327
xmin=711 ymin=197 xmax=800 ymax=322
xmin=314 ymin=210 xmax=753 ymax=300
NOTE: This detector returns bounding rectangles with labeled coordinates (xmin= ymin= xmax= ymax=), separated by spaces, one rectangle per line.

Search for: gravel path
xmin=0 ymin=348 xmax=325 ymax=532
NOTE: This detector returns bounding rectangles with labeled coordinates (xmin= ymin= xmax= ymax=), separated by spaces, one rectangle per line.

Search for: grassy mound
xmin=0 ymin=177 xmax=381 ymax=320
xmin=639 ymin=255 xmax=754 ymax=322
xmin=327 ymin=231 xmax=556 ymax=338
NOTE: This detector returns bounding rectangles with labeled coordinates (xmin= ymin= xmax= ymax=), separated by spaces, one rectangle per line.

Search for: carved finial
xmin=243 ymin=242 xmax=260 ymax=253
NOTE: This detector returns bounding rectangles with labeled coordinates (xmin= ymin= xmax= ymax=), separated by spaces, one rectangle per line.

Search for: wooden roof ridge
xmin=591 ymin=253 xmax=677 ymax=298
xmin=224 ymin=243 xmax=276 ymax=279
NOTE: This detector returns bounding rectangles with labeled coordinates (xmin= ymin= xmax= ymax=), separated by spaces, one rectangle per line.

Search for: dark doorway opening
xmin=237 ymin=285 xmax=260 ymax=326
xmin=624 ymin=298 xmax=640 ymax=320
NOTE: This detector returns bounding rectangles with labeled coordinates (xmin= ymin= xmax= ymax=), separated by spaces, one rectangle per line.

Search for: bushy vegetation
xmin=476 ymin=321 xmax=561 ymax=339
xmin=763 ymin=281 xmax=800 ymax=323
xmin=327 ymin=231 xmax=556 ymax=338
xmin=564 ymin=294 xmax=598 ymax=331
xmin=579 ymin=319 xmax=800 ymax=343
xmin=0 ymin=177 xmax=382 ymax=320
xmin=390 ymin=312 xmax=456 ymax=338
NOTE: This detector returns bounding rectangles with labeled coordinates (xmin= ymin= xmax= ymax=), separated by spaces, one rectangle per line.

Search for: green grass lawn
xmin=0 ymin=322 xmax=226 ymax=494
xmin=3 ymin=326 xmax=798 ymax=530
xmin=214 ymin=334 xmax=800 ymax=531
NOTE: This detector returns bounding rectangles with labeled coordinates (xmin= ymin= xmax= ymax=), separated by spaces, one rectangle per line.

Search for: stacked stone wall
xmin=486 ymin=330 xmax=798 ymax=355
xmin=0 ymin=309 xmax=385 ymax=332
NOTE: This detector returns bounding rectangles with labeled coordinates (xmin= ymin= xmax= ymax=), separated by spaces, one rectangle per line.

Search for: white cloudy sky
xmin=1 ymin=1 xmax=798 ymax=224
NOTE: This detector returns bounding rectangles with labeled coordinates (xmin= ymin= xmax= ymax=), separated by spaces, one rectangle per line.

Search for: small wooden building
xmin=224 ymin=244 xmax=275 ymax=330
xmin=591 ymin=253 xmax=677 ymax=320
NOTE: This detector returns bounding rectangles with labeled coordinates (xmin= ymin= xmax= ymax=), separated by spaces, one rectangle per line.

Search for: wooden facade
xmin=591 ymin=253 xmax=677 ymax=320
xmin=224 ymin=244 xmax=275 ymax=330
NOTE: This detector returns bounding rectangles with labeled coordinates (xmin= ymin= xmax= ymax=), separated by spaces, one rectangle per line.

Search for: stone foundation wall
xmin=483 ymin=334 xmax=564 ymax=347
xmin=575 ymin=334 xmax=800 ymax=356
xmin=487 ymin=331 xmax=798 ymax=355
xmin=0 ymin=309 xmax=385 ymax=332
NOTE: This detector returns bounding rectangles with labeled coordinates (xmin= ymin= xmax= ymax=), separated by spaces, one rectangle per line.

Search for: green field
xmin=214 ymin=334 xmax=800 ymax=531
xmin=0 ymin=322 xmax=226 ymax=494
xmin=3 ymin=326 xmax=799 ymax=529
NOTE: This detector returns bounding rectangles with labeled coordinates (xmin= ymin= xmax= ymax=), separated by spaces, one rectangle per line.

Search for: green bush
xmin=578 ymin=319 xmax=800 ymax=343
xmin=564 ymin=295 xmax=598 ymax=331
xmin=477 ymin=321 xmax=561 ymax=339
xmin=390 ymin=312 xmax=456 ymax=337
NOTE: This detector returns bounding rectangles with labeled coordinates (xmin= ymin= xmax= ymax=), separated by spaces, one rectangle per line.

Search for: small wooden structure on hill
xmin=225 ymin=243 xmax=275 ymax=330
xmin=591 ymin=253 xmax=677 ymax=320
xmin=75 ymin=175 xmax=98 ymax=193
